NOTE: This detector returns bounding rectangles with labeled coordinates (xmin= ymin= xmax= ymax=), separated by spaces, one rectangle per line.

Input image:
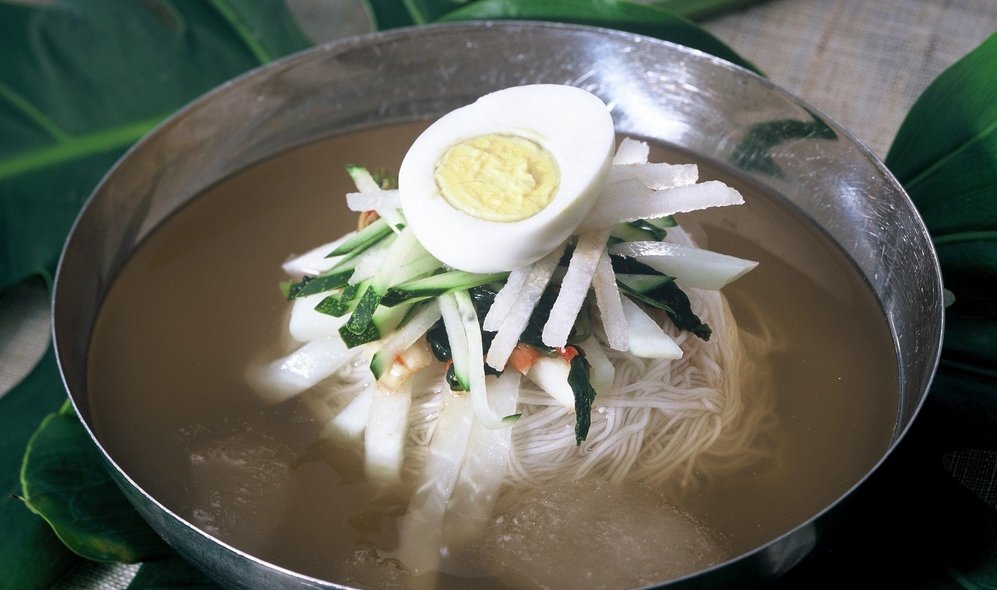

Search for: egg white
xmin=398 ymin=84 xmax=615 ymax=273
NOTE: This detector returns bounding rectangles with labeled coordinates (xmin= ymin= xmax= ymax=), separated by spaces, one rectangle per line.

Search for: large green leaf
xmin=436 ymin=0 xmax=759 ymax=73
xmin=884 ymin=31 xmax=997 ymax=456
xmin=20 ymin=403 xmax=172 ymax=563
xmin=0 ymin=351 xmax=79 ymax=590
xmin=0 ymin=0 xmax=311 ymax=293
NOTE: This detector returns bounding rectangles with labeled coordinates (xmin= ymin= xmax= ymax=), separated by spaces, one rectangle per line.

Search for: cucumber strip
xmin=342 ymin=287 xmax=382 ymax=335
xmin=346 ymin=164 xmax=382 ymax=192
xmin=344 ymin=227 xmax=421 ymax=335
xmin=609 ymin=222 xmax=658 ymax=243
xmin=328 ymin=217 xmax=392 ymax=256
xmin=381 ymin=271 xmax=506 ymax=307
xmin=439 ymin=293 xmax=470 ymax=391
xmin=287 ymin=267 xmax=355 ymax=299
xmin=616 ymin=273 xmax=672 ymax=293
xmin=369 ymin=300 xmax=442 ymax=380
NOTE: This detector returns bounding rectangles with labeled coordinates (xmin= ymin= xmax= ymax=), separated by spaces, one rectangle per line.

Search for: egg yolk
xmin=434 ymin=134 xmax=560 ymax=222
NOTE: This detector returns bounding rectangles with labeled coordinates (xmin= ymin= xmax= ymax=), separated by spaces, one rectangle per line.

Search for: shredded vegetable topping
xmin=250 ymin=85 xmax=767 ymax=581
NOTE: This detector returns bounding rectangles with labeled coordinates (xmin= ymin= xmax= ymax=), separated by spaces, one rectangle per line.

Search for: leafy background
xmin=0 ymin=0 xmax=994 ymax=588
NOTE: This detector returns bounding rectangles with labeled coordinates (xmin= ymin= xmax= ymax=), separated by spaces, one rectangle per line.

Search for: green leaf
xmin=127 ymin=556 xmax=220 ymax=589
xmin=0 ymin=0 xmax=312 ymax=293
xmin=884 ymin=32 xmax=997 ymax=457
xmin=20 ymin=406 xmax=172 ymax=563
xmin=435 ymin=0 xmax=760 ymax=73
xmin=0 ymin=351 xmax=79 ymax=590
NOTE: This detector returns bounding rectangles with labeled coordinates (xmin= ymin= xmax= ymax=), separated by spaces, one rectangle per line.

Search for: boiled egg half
xmin=398 ymin=84 xmax=615 ymax=273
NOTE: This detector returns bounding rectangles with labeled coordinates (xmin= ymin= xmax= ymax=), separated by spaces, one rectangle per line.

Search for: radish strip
xmin=288 ymin=293 xmax=350 ymax=342
xmin=621 ymin=297 xmax=683 ymax=359
xmin=439 ymin=293 xmax=470 ymax=389
xmin=606 ymin=162 xmax=698 ymax=189
xmin=444 ymin=371 xmax=521 ymax=548
xmin=398 ymin=392 xmax=474 ymax=577
xmin=347 ymin=166 xmax=404 ymax=232
xmin=580 ymin=180 xmax=744 ymax=232
xmin=482 ymin=265 xmax=529 ymax=332
xmin=456 ymin=290 xmax=505 ymax=428
xmin=370 ymin=301 xmax=441 ymax=380
xmin=345 ymin=189 xmax=400 ymax=212
xmin=324 ymin=382 xmax=375 ymax=441
xmin=542 ymin=230 xmax=610 ymax=348
xmin=282 ymin=233 xmax=354 ymax=276
xmin=591 ymin=247 xmax=628 ymax=351
xmin=248 ymin=337 xmax=358 ymax=404
xmin=365 ymin=378 xmax=413 ymax=486
xmin=609 ymin=240 xmax=758 ymax=290
xmin=526 ymin=356 xmax=575 ymax=408
xmin=486 ymin=244 xmax=566 ymax=370
xmin=613 ymin=138 xmax=649 ymax=165
xmin=580 ymin=336 xmax=615 ymax=396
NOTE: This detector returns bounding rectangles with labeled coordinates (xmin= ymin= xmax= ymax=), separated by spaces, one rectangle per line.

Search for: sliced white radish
xmin=621 ymin=297 xmax=683 ymax=359
xmin=482 ymin=265 xmax=529 ymax=332
xmin=580 ymin=179 xmax=744 ymax=232
xmin=609 ymin=240 xmax=758 ymax=290
xmin=324 ymin=382 xmax=375 ymax=441
xmin=542 ymin=229 xmax=609 ymax=348
xmin=248 ymin=336 xmax=358 ymax=404
xmin=364 ymin=379 xmax=413 ymax=486
xmin=613 ymin=138 xmax=649 ymax=165
xmin=281 ymin=233 xmax=355 ymax=277
xmin=288 ymin=292 xmax=349 ymax=342
xmin=580 ymin=336 xmax=615 ymax=396
xmin=345 ymin=189 xmax=401 ymax=212
xmin=526 ymin=356 xmax=575 ymax=409
xmin=398 ymin=392 xmax=475 ymax=577
xmin=605 ymin=162 xmax=698 ymax=189
xmin=444 ymin=371 xmax=520 ymax=548
xmin=486 ymin=244 xmax=565 ymax=370
xmin=591 ymin=247 xmax=628 ymax=351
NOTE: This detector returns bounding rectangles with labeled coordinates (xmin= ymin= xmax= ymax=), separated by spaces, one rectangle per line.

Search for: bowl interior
xmin=53 ymin=21 xmax=943 ymax=590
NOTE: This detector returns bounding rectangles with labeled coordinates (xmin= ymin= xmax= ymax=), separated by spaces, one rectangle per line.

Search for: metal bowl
xmin=53 ymin=21 xmax=943 ymax=589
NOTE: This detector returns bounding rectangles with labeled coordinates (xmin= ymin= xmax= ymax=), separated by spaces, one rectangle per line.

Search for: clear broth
xmin=88 ymin=122 xmax=898 ymax=587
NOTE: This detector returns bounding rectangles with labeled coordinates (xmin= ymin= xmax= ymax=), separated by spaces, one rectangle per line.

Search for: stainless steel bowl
xmin=53 ymin=21 xmax=943 ymax=589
